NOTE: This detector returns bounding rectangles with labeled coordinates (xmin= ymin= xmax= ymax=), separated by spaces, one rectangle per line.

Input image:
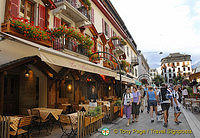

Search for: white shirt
xmin=123 ymin=93 xmax=133 ymax=105
xmin=182 ymin=89 xmax=188 ymax=96
xmin=172 ymin=90 xmax=180 ymax=107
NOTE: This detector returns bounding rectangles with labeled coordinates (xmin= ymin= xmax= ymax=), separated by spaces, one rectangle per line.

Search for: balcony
xmin=1 ymin=21 xmax=52 ymax=47
xmin=54 ymin=0 xmax=90 ymax=25
xmin=53 ymin=38 xmax=89 ymax=60
xmin=131 ymin=57 xmax=139 ymax=66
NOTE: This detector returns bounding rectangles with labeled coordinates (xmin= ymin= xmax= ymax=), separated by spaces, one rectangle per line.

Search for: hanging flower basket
xmin=111 ymin=36 xmax=127 ymax=46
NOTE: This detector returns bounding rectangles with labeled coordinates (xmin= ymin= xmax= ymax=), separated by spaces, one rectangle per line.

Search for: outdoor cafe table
xmin=9 ymin=116 xmax=23 ymax=131
xmin=79 ymin=104 xmax=90 ymax=112
xmin=32 ymin=108 xmax=63 ymax=120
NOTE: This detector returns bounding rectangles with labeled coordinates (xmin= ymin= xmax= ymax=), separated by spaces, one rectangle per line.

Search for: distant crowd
xmin=122 ymin=83 xmax=189 ymax=128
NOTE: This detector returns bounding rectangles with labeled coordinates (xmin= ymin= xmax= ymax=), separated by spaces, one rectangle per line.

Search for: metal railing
xmin=0 ymin=116 xmax=10 ymax=138
xmin=53 ymin=38 xmax=88 ymax=56
xmin=54 ymin=0 xmax=90 ymax=19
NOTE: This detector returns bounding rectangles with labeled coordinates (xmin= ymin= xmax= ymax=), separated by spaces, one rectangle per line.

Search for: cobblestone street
xmin=91 ymin=107 xmax=195 ymax=138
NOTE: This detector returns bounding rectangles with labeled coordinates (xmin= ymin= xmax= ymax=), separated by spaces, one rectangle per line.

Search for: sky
xmin=110 ymin=0 xmax=200 ymax=68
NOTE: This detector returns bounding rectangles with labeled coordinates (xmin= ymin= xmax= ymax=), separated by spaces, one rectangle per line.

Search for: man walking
xmin=160 ymin=84 xmax=173 ymax=128
xmin=173 ymin=85 xmax=182 ymax=124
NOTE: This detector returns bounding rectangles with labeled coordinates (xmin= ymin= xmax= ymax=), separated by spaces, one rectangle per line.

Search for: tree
xmin=153 ymin=75 xmax=164 ymax=87
xmin=172 ymin=73 xmax=184 ymax=85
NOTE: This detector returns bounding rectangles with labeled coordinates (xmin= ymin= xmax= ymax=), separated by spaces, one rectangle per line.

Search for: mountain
xmin=192 ymin=61 xmax=200 ymax=69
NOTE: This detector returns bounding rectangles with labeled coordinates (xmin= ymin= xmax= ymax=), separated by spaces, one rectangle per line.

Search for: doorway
xmin=3 ymin=75 xmax=20 ymax=115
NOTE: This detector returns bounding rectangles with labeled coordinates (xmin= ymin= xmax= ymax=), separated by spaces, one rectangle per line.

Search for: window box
xmin=1 ymin=21 xmax=52 ymax=47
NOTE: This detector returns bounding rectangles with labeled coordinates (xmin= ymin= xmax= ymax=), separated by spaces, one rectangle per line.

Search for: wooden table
xmin=32 ymin=108 xmax=63 ymax=120
xmin=9 ymin=116 xmax=23 ymax=131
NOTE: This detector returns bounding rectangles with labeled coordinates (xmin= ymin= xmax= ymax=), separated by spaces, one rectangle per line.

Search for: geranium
xmin=10 ymin=18 xmax=49 ymax=41
xmin=111 ymin=36 xmax=127 ymax=46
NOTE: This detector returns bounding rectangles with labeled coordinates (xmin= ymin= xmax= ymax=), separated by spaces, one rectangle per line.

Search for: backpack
xmin=161 ymin=88 xmax=172 ymax=102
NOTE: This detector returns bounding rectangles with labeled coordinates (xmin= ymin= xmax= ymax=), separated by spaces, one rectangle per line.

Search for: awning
xmin=115 ymin=74 xmax=136 ymax=83
xmin=39 ymin=50 xmax=117 ymax=77
xmin=0 ymin=33 xmax=117 ymax=78
xmin=135 ymin=80 xmax=142 ymax=86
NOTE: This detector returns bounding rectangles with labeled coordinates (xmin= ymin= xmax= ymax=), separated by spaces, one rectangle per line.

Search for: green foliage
xmin=187 ymin=86 xmax=193 ymax=95
xmin=86 ymin=106 xmax=102 ymax=117
xmin=82 ymin=0 xmax=91 ymax=10
xmin=172 ymin=74 xmax=184 ymax=85
xmin=153 ymin=75 xmax=164 ymax=87
xmin=10 ymin=18 xmax=49 ymax=40
xmin=114 ymin=100 xmax=121 ymax=106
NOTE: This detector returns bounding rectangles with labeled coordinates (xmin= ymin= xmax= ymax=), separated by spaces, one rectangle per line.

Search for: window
xmin=173 ymin=68 xmax=175 ymax=72
xmin=178 ymin=68 xmax=180 ymax=72
xmin=104 ymin=22 xmax=109 ymax=37
xmin=188 ymin=67 xmax=190 ymax=71
xmin=169 ymin=74 xmax=171 ymax=78
xmin=127 ymin=46 xmax=129 ymax=57
xmin=177 ymin=62 xmax=179 ymax=66
xmin=183 ymin=67 xmax=185 ymax=71
xmin=135 ymin=69 xmax=137 ymax=77
xmin=173 ymin=73 xmax=176 ymax=78
xmin=183 ymin=73 xmax=186 ymax=76
xmin=169 ymin=68 xmax=171 ymax=72
xmin=20 ymin=0 xmax=34 ymax=22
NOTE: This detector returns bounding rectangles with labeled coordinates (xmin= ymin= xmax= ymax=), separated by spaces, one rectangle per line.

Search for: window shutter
xmin=102 ymin=18 xmax=105 ymax=33
xmin=10 ymin=0 xmax=20 ymax=18
xmin=38 ymin=4 xmax=46 ymax=28
xmin=54 ymin=16 xmax=61 ymax=28
xmin=91 ymin=8 xmax=94 ymax=24
xmin=107 ymin=25 xmax=110 ymax=37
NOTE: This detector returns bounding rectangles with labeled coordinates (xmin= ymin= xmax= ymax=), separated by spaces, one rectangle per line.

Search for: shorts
xmin=132 ymin=102 xmax=140 ymax=115
xmin=174 ymin=106 xmax=181 ymax=113
xmin=161 ymin=103 xmax=170 ymax=111
xmin=149 ymin=100 xmax=157 ymax=107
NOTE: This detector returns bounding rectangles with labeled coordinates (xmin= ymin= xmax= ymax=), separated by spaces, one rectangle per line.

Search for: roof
xmin=161 ymin=53 xmax=191 ymax=64
xmin=0 ymin=56 xmax=57 ymax=77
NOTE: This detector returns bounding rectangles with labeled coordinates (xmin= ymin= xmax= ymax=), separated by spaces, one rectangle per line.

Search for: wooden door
xmin=3 ymin=75 xmax=19 ymax=115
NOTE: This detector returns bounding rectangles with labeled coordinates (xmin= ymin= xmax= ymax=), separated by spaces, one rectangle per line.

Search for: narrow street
xmin=92 ymin=107 xmax=195 ymax=138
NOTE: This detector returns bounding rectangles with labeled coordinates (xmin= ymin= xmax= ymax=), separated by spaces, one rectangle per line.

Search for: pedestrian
xmin=182 ymin=87 xmax=188 ymax=106
xmin=147 ymin=86 xmax=158 ymax=123
xmin=144 ymin=84 xmax=150 ymax=113
xmin=173 ymin=85 xmax=182 ymax=125
xmin=139 ymin=85 xmax=145 ymax=113
xmin=122 ymin=87 xmax=133 ymax=126
xmin=178 ymin=86 xmax=182 ymax=103
xmin=132 ymin=86 xmax=141 ymax=123
xmin=89 ymin=86 xmax=98 ymax=107
xmin=160 ymin=84 xmax=173 ymax=128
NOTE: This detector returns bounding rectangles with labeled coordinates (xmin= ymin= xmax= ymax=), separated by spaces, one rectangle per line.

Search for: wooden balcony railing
xmin=1 ymin=21 xmax=52 ymax=47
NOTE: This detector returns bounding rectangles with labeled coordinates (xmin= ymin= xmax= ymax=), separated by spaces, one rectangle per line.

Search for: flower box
xmin=1 ymin=22 xmax=52 ymax=47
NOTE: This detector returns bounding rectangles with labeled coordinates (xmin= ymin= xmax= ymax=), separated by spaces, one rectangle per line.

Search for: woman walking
xmin=122 ymin=87 xmax=133 ymax=126
xmin=147 ymin=87 xmax=158 ymax=123
xmin=132 ymin=86 xmax=141 ymax=123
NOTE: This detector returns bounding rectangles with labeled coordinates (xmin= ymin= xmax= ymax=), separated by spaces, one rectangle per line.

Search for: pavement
xmin=91 ymin=107 xmax=195 ymax=138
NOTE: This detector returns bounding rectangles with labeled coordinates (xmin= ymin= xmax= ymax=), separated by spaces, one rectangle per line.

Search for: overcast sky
xmin=110 ymin=0 xmax=200 ymax=68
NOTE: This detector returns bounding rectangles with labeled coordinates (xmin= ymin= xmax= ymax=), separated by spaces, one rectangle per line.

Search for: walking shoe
xmin=175 ymin=121 xmax=180 ymax=125
xmin=163 ymin=123 xmax=168 ymax=128
xmin=151 ymin=120 xmax=154 ymax=123
xmin=132 ymin=120 xmax=135 ymax=123
xmin=178 ymin=121 xmax=182 ymax=123
xmin=141 ymin=110 xmax=143 ymax=113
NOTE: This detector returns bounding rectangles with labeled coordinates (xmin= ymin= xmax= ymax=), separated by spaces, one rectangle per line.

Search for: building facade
xmin=0 ymin=0 xmax=138 ymax=115
xmin=137 ymin=51 xmax=150 ymax=84
xmin=149 ymin=68 xmax=158 ymax=80
xmin=161 ymin=53 xmax=192 ymax=83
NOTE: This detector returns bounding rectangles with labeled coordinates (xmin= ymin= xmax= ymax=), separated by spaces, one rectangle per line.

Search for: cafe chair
xmin=9 ymin=116 xmax=32 ymax=137
xmin=31 ymin=109 xmax=50 ymax=135
xmin=58 ymin=114 xmax=78 ymax=137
